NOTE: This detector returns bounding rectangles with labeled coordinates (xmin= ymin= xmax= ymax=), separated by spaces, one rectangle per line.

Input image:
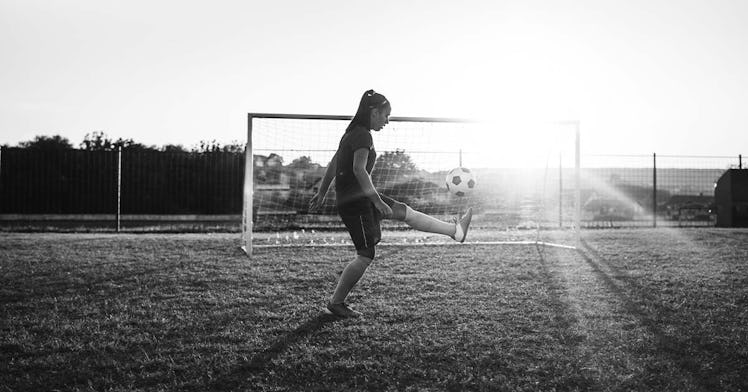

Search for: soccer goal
xmin=242 ymin=113 xmax=580 ymax=256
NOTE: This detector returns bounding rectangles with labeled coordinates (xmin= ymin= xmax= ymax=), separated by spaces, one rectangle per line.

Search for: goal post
xmin=242 ymin=113 xmax=580 ymax=256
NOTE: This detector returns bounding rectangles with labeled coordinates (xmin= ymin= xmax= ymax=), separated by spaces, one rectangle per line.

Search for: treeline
xmin=5 ymin=132 xmax=245 ymax=153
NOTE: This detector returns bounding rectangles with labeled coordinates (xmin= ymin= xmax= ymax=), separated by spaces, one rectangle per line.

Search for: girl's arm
xmin=352 ymin=148 xmax=392 ymax=217
xmin=308 ymin=152 xmax=337 ymax=211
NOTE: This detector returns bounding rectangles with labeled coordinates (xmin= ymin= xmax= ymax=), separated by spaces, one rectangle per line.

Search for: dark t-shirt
xmin=335 ymin=125 xmax=377 ymax=214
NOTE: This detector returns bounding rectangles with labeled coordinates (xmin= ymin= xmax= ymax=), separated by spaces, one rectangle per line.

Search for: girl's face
xmin=370 ymin=106 xmax=391 ymax=131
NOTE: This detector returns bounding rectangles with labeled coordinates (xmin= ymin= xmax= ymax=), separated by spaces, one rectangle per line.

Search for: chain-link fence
xmin=0 ymin=147 xmax=743 ymax=230
xmin=581 ymin=154 xmax=743 ymax=227
xmin=0 ymin=148 xmax=244 ymax=231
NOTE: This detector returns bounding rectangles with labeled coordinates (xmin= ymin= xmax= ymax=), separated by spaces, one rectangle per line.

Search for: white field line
xmin=250 ymin=241 xmax=577 ymax=250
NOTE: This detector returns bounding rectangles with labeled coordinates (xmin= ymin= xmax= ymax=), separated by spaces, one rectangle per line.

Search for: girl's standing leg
xmin=327 ymin=252 xmax=373 ymax=318
xmin=327 ymin=212 xmax=380 ymax=318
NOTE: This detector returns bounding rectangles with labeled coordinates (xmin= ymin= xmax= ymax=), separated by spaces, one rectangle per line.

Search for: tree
xmin=221 ymin=141 xmax=245 ymax=154
xmin=372 ymin=149 xmax=417 ymax=186
xmin=162 ymin=144 xmax=188 ymax=153
xmin=120 ymin=141 xmax=158 ymax=152
xmin=80 ymin=131 xmax=116 ymax=150
xmin=18 ymin=135 xmax=73 ymax=150
xmin=288 ymin=156 xmax=319 ymax=170
xmin=192 ymin=140 xmax=244 ymax=154
xmin=80 ymin=131 xmax=156 ymax=151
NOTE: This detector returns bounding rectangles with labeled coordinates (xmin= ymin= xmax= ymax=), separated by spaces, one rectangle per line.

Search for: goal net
xmin=242 ymin=113 xmax=580 ymax=256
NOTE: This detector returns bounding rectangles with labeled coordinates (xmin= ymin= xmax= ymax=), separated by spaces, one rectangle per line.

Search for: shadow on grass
xmin=533 ymin=244 xmax=597 ymax=390
xmin=577 ymin=239 xmax=748 ymax=391
xmin=209 ymin=312 xmax=339 ymax=391
xmin=534 ymin=244 xmax=586 ymax=346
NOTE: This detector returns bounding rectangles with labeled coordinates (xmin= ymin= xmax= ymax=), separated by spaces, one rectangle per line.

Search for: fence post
xmin=652 ymin=152 xmax=657 ymax=228
xmin=559 ymin=152 xmax=563 ymax=227
xmin=574 ymin=122 xmax=581 ymax=243
xmin=0 ymin=146 xmax=3 ymax=210
xmin=117 ymin=146 xmax=122 ymax=233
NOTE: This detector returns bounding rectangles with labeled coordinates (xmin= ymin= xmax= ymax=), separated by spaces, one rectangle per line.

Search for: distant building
xmin=715 ymin=169 xmax=748 ymax=227
xmin=583 ymin=192 xmax=641 ymax=221
xmin=662 ymin=194 xmax=713 ymax=221
xmin=254 ymin=153 xmax=285 ymax=185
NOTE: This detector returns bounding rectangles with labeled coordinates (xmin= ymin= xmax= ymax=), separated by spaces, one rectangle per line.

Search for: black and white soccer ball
xmin=445 ymin=167 xmax=476 ymax=197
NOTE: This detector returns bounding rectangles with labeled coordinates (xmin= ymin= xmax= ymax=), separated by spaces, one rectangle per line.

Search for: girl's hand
xmin=375 ymin=199 xmax=393 ymax=218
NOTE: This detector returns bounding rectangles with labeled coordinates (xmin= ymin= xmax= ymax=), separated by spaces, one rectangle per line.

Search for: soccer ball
xmin=445 ymin=167 xmax=476 ymax=197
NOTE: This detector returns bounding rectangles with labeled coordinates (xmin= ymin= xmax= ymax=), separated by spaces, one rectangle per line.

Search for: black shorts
xmin=338 ymin=194 xmax=398 ymax=251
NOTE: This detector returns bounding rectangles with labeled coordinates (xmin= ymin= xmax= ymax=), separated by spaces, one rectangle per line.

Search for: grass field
xmin=1 ymin=229 xmax=747 ymax=391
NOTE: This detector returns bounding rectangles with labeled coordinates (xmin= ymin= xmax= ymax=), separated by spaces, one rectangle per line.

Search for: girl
xmin=309 ymin=89 xmax=473 ymax=318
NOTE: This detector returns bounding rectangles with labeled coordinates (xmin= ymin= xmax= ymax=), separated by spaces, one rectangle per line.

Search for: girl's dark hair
xmin=345 ymin=89 xmax=390 ymax=133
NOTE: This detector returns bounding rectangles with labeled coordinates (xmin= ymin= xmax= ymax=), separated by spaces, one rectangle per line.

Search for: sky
xmin=1 ymin=0 xmax=747 ymax=158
